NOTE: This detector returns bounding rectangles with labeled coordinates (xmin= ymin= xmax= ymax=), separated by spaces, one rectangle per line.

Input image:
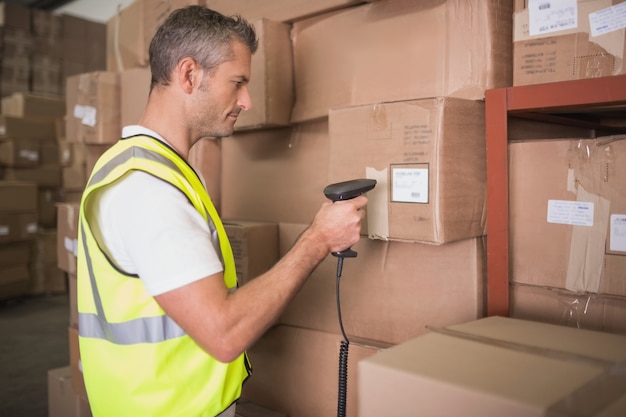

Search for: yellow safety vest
xmin=76 ymin=135 xmax=251 ymax=417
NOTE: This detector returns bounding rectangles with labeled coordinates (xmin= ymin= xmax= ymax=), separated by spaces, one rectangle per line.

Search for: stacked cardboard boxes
xmin=0 ymin=181 xmax=37 ymax=300
xmin=513 ymin=0 xmax=626 ymax=86
xmin=213 ymin=1 xmax=512 ymax=415
xmin=0 ymin=1 xmax=106 ymax=99
xmin=0 ymin=94 xmax=69 ymax=297
xmin=508 ymin=136 xmax=626 ymax=334
xmin=0 ymin=2 xmax=31 ymax=97
xmin=40 ymin=0 xmax=626 ymax=416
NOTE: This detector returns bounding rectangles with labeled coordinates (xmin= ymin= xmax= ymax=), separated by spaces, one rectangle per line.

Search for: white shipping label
xmin=73 ymin=104 xmax=86 ymax=119
xmin=528 ymin=0 xmax=578 ymax=36
xmin=589 ymin=2 xmax=626 ymax=37
xmin=391 ymin=167 xmax=428 ymax=204
xmin=0 ymin=225 xmax=9 ymax=236
xmin=81 ymin=106 xmax=97 ymax=127
xmin=26 ymin=222 xmax=37 ymax=234
xmin=610 ymin=214 xmax=626 ymax=252
xmin=19 ymin=149 xmax=39 ymax=162
xmin=64 ymin=237 xmax=79 ymax=257
xmin=547 ymin=200 xmax=594 ymax=226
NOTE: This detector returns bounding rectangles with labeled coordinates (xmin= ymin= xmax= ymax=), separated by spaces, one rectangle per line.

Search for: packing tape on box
xmin=427 ymin=325 xmax=626 ymax=417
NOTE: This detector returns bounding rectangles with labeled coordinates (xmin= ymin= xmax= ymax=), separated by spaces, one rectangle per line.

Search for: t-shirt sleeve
xmin=95 ymin=171 xmax=224 ymax=296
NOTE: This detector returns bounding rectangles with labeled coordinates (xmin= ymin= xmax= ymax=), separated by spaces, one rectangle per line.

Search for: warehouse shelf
xmin=484 ymin=74 xmax=626 ymax=317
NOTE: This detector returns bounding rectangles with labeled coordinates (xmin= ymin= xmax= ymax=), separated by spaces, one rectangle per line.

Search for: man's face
xmin=191 ymin=40 xmax=252 ymax=139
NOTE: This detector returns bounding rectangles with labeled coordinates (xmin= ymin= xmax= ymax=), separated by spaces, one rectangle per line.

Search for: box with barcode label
xmin=513 ymin=0 xmax=626 ymax=86
xmin=56 ymin=202 xmax=80 ymax=274
xmin=328 ymin=97 xmax=487 ymax=245
xmin=65 ymin=71 xmax=120 ymax=145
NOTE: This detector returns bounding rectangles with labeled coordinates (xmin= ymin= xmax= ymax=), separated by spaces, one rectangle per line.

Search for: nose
xmin=238 ymin=86 xmax=252 ymax=111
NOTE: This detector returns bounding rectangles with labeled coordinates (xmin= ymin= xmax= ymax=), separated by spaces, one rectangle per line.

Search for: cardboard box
xmin=0 ymin=241 xmax=31 ymax=265
xmin=68 ymin=326 xmax=88 ymax=399
xmin=0 ymin=92 xmax=65 ymax=121
xmin=221 ymin=121 xmax=330 ymax=225
xmin=242 ymin=325 xmax=387 ymax=417
xmin=0 ymin=139 xmax=41 ymax=167
xmin=510 ymin=283 xmax=626 ymax=334
xmin=0 ymin=181 xmax=37 ymax=212
xmin=4 ymin=165 xmax=62 ymax=188
xmin=0 ymin=115 xmax=56 ymax=141
xmin=509 ymin=137 xmax=626 ymax=297
xmin=62 ymin=14 xmax=106 ymax=81
xmin=0 ymin=212 xmax=37 ymax=243
xmin=278 ymin=223 xmax=484 ymax=344
xmin=223 ymin=220 xmax=279 ymax=285
xmin=106 ymin=0 xmax=203 ymax=72
xmin=235 ymin=18 xmax=294 ymax=131
xmin=65 ymin=71 xmax=121 ymax=144
xmin=56 ymin=202 xmax=80 ymax=274
xmin=329 ymin=97 xmax=486 ymax=244
xmin=513 ymin=0 xmax=626 ymax=86
xmin=0 ymin=1 xmax=31 ymax=31
xmin=206 ymin=0 xmax=374 ymax=23
xmin=358 ymin=316 xmax=626 ymax=417
xmin=235 ymin=400 xmax=287 ymax=417
xmin=290 ymin=0 xmax=512 ymax=122
xmin=48 ymin=366 xmax=92 ymax=417
xmin=188 ymin=137 xmax=222 ymax=212
xmin=120 ymin=66 xmax=151 ymax=128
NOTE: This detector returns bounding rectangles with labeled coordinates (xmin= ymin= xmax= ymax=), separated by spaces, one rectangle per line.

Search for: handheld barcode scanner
xmin=323 ymin=178 xmax=377 ymax=264
xmin=323 ymin=178 xmax=376 ymax=417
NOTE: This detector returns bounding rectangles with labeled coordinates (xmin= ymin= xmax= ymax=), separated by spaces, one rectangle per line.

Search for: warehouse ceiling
xmin=4 ymin=0 xmax=74 ymax=11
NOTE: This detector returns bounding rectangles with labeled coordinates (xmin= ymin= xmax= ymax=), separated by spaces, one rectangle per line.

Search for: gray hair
xmin=148 ymin=5 xmax=258 ymax=90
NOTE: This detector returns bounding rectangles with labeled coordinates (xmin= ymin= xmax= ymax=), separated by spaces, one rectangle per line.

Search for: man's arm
xmin=155 ymin=196 xmax=367 ymax=362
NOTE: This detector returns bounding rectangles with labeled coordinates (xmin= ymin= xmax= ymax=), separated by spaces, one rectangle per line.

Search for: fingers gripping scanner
xmin=323 ymin=178 xmax=376 ymax=417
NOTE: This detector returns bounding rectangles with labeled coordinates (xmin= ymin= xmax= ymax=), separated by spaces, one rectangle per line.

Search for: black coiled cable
xmin=336 ymin=257 xmax=349 ymax=417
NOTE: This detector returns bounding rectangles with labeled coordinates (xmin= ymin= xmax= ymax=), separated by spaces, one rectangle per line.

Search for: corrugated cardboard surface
xmin=277 ymin=223 xmax=484 ymax=345
xmin=359 ymin=316 xmax=626 ymax=417
xmin=290 ymin=0 xmax=513 ymax=122
xmin=0 ymin=181 xmax=37 ymax=212
xmin=65 ymin=71 xmax=121 ymax=145
xmin=510 ymin=283 xmax=626 ymax=334
xmin=223 ymin=220 xmax=278 ymax=285
xmin=329 ymin=97 xmax=486 ymax=244
xmin=509 ymin=137 xmax=626 ymax=297
xmin=221 ymin=120 xmax=329 ymax=225
xmin=513 ymin=0 xmax=626 ymax=85
xmin=242 ymin=324 xmax=387 ymax=417
xmin=235 ymin=18 xmax=294 ymax=131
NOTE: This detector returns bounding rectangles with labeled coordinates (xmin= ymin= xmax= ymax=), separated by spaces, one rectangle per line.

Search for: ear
xmin=176 ymin=57 xmax=202 ymax=94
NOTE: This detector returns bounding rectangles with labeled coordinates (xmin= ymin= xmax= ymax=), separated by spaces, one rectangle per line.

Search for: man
xmin=76 ymin=6 xmax=367 ymax=417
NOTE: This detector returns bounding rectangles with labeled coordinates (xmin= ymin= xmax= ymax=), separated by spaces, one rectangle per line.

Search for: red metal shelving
xmin=484 ymin=74 xmax=626 ymax=317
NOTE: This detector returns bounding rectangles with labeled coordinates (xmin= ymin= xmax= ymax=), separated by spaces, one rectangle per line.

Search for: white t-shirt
xmin=89 ymin=125 xmax=224 ymax=296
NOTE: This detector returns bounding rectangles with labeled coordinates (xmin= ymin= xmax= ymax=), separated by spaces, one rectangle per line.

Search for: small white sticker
xmin=18 ymin=149 xmax=39 ymax=162
xmin=528 ymin=0 xmax=578 ymax=36
xmin=391 ymin=167 xmax=428 ymax=203
xmin=65 ymin=237 xmax=79 ymax=257
xmin=73 ymin=104 xmax=86 ymax=119
xmin=589 ymin=2 xmax=626 ymax=37
xmin=26 ymin=222 xmax=38 ymax=234
xmin=0 ymin=225 xmax=9 ymax=236
xmin=81 ymin=106 xmax=97 ymax=127
xmin=610 ymin=214 xmax=626 ymax=252
xmin=0 ymin=126 xmax=5 ymax=136
xmin=547 ymin=200 xmax=594 ymax=226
